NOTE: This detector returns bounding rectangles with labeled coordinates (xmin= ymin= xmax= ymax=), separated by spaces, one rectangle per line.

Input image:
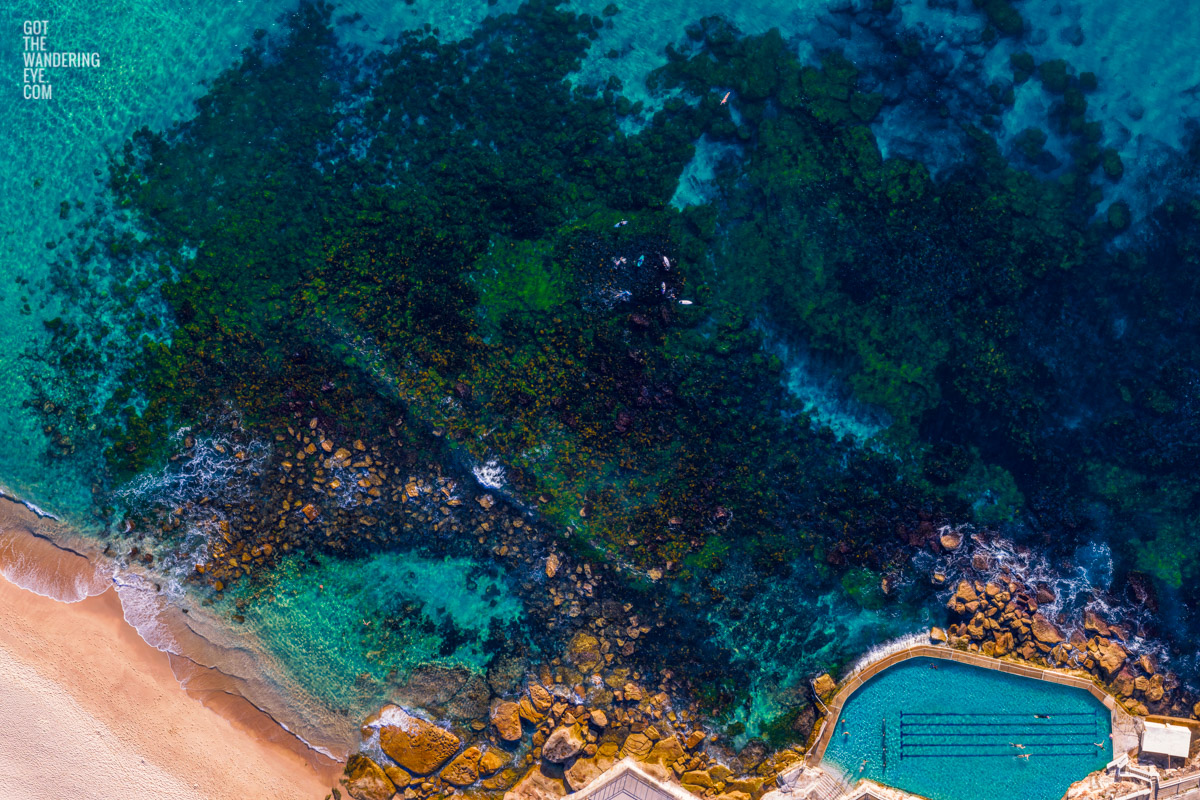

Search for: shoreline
xmin=0 ymin=496 xmax=342 ymax=800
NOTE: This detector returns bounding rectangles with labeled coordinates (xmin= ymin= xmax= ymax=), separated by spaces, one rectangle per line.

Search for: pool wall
xmin=807 ymin=644 xmax=1141 ymax=767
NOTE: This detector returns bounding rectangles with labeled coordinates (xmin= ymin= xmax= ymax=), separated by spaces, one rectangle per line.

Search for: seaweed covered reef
xmin=25 ymin=0 xmax=1200 ymax=788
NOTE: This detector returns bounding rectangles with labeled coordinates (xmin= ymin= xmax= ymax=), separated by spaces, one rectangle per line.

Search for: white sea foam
xmin=841 ymin=630 xmax=937 ymax=680
xmin=472 ymin=459 xmax=507 ymax=490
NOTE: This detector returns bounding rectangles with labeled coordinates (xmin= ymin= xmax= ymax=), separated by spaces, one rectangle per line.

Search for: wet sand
xmin=0 ymin=499 xmax=342 ymax=800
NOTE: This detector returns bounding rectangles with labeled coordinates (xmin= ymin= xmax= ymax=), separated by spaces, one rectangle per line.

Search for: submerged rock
xmin=442 ymin=745 xmax=483 ymax=786
xmin=344 ymin=754 xmax=396 ymax=800
xmin=362 ymin=705 xmax=462 ymax=775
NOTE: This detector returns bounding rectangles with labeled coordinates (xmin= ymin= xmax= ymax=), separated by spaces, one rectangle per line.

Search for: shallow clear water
xmin=823 ymin=658 xmax=1112 ymax=800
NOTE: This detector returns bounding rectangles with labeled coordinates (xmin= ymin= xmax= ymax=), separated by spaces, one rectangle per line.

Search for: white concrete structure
xmin=1141 ymin=721 xmax=1191 ymax=759
xmin=564 ymin=759 xmax=702 ymax=800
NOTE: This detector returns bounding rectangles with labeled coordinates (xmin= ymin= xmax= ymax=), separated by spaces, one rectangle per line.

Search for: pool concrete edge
xmin=806 ymin=644 xmax=1144 ymax=768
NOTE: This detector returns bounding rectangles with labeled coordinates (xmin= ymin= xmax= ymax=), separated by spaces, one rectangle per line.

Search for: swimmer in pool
xmin=1017 ymin=754 xmax=1031 ymax=761
xmin=1010 ymin=743 xmax=1026 ymax=749
xmin=1034 ymin=714 xmax=1051 ymax=719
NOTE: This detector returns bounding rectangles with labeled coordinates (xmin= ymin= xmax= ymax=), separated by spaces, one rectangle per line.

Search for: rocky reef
xmin=342 ymin=661 xmax=801 ymax=800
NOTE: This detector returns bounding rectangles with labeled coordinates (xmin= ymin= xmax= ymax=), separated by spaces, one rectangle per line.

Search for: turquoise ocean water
xmin=1 ymin=0 xmax=1199 ymax=767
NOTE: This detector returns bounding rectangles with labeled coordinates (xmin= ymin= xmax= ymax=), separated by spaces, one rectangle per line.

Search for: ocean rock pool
xmin=821 ymin=657 xmax=1112 ymax=800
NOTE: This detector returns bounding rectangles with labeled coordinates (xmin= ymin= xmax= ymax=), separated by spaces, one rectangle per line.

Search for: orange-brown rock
xmin=994 ymin=631 xmax=1014 ymax=657
xmin=940 ymin=530 xmax=963 ymax=550
xmin=442 ymin=746 xmax=483 ymax=787
xmin=567 ymin=632 xmax=602 ymax=672
xmin=1146 ymin=674 xmax=1165 ymax=702
xmin=813 ymin=673 xmax=836 ymax=696
xmin=384 ymin=765 xmax=411 ymax=789
xmin=484 ymin=768 xmax=522 ymax=792
xmin=363 ymin=705 xmax=461 ymax=775
xmin=714 ymin=792 xmax=752 ymax=800
xmin=685 ymin=731 xmax=707 ymax=749
xmin=647 ymin=735 xmax=686 ymax=766
xmin=345 ymin=754 xmax=396 ymax=800
xmin=564 ymin=754 xmax=614 ymax=791
xmin=1084 ymin=609 xmax=1111 ymax=637
xmin=1031 ymin=614 xmax=1065 ymax=645
xmin=590 ymin=709 xmax=608 ymax=728
xmin=623 ymin=682 xmax=645 ymax=702
xmin=479 ymin=748 xmax=512 ymax=776
xmin=1113 ymin=667 xmax=1137 ymax=698
xmin=518 ymin=695 xmax=545 ymax=724
xmin=492 ymin=700 xmax=523 ymax=741
xmin=542 ymin=726 xmax=586 ymax=763
xmin=682 ymin=770 xmax=714 ymax=788
xmin=930 ymin=627 xmax=947 ymax=644
xmin=528 ymin=684 xmax=553 ymax=713
xmin=505 ymin=765 xmax=566 ymax=800
xmin=1094 ymin=638 xmax=1128 ymax=677
xmin=620 ymin=732 xmax=653 ymax=759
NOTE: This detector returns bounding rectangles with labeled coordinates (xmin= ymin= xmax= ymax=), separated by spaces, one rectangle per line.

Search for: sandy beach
xmin=0 ymin=500 xmax=342 ymax=800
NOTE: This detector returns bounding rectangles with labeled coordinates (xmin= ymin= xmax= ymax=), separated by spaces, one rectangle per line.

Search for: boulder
xmin=566 ymin=632 xmax=603 ymax=672
xmin=442 ymin=746 xmax=483 ymax=787
xmin=542 ymin=726 xmax=586 ymax=763
xmin=1084 ymin=609 xmax=1111 ymax=637
xmin=505 ymin=766 xmax=566 ymax=800
xmin=813 ymin=673 xmax=836 ymax=696
xmin=344 ymin=755 xmax=396 ymax=800
xmin=930 ymin=627 xmax=947 ymax=644
xmin=528 ymin=684 xmax=553 ymax=713
xmin=383 ymin=765 xmax=411 ymax=789
xmin=1113 ymin=668 xmax=1137 ymax=698
xmin=1094 ymin=638 xmax=1128 ymax=677
xmin=994 ymin=631 xmax=1014 ymax=657
xmin=620 ymin=732 xmax=653 ymax=759
xmin=953 ymin=580 xmax=978 ymax=605
xmin=1146 ymin=674 xmax=1165 ymax=702
xmin=363 ymin=705 xmax=461 ymax=775
xmin=565 ymin=754 xmax=614 ymax=791
xmin=518 ymin=695 xmax=545 ymax=723
xmin=479 ymin=748 xmax=512 ymax=776
xmin=685 ymin=731 xmax=707 ymax=749
xmin=589 ymin=709 xmax=608 ymax=728
xmin=940 ymin=529 xmax=963 ymax=550
xmin=492 ymin=701 xmax=523 ymax=742
xmin=647 ymin=735 xmax=686 ymax=766
xmin=1035 ymin=584 xmax=1056 ymax=605
xmin=1031 ymin=614 xmax=1065 ymax=645
xmin=682 ymin=770 xmax=714 ymax=788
